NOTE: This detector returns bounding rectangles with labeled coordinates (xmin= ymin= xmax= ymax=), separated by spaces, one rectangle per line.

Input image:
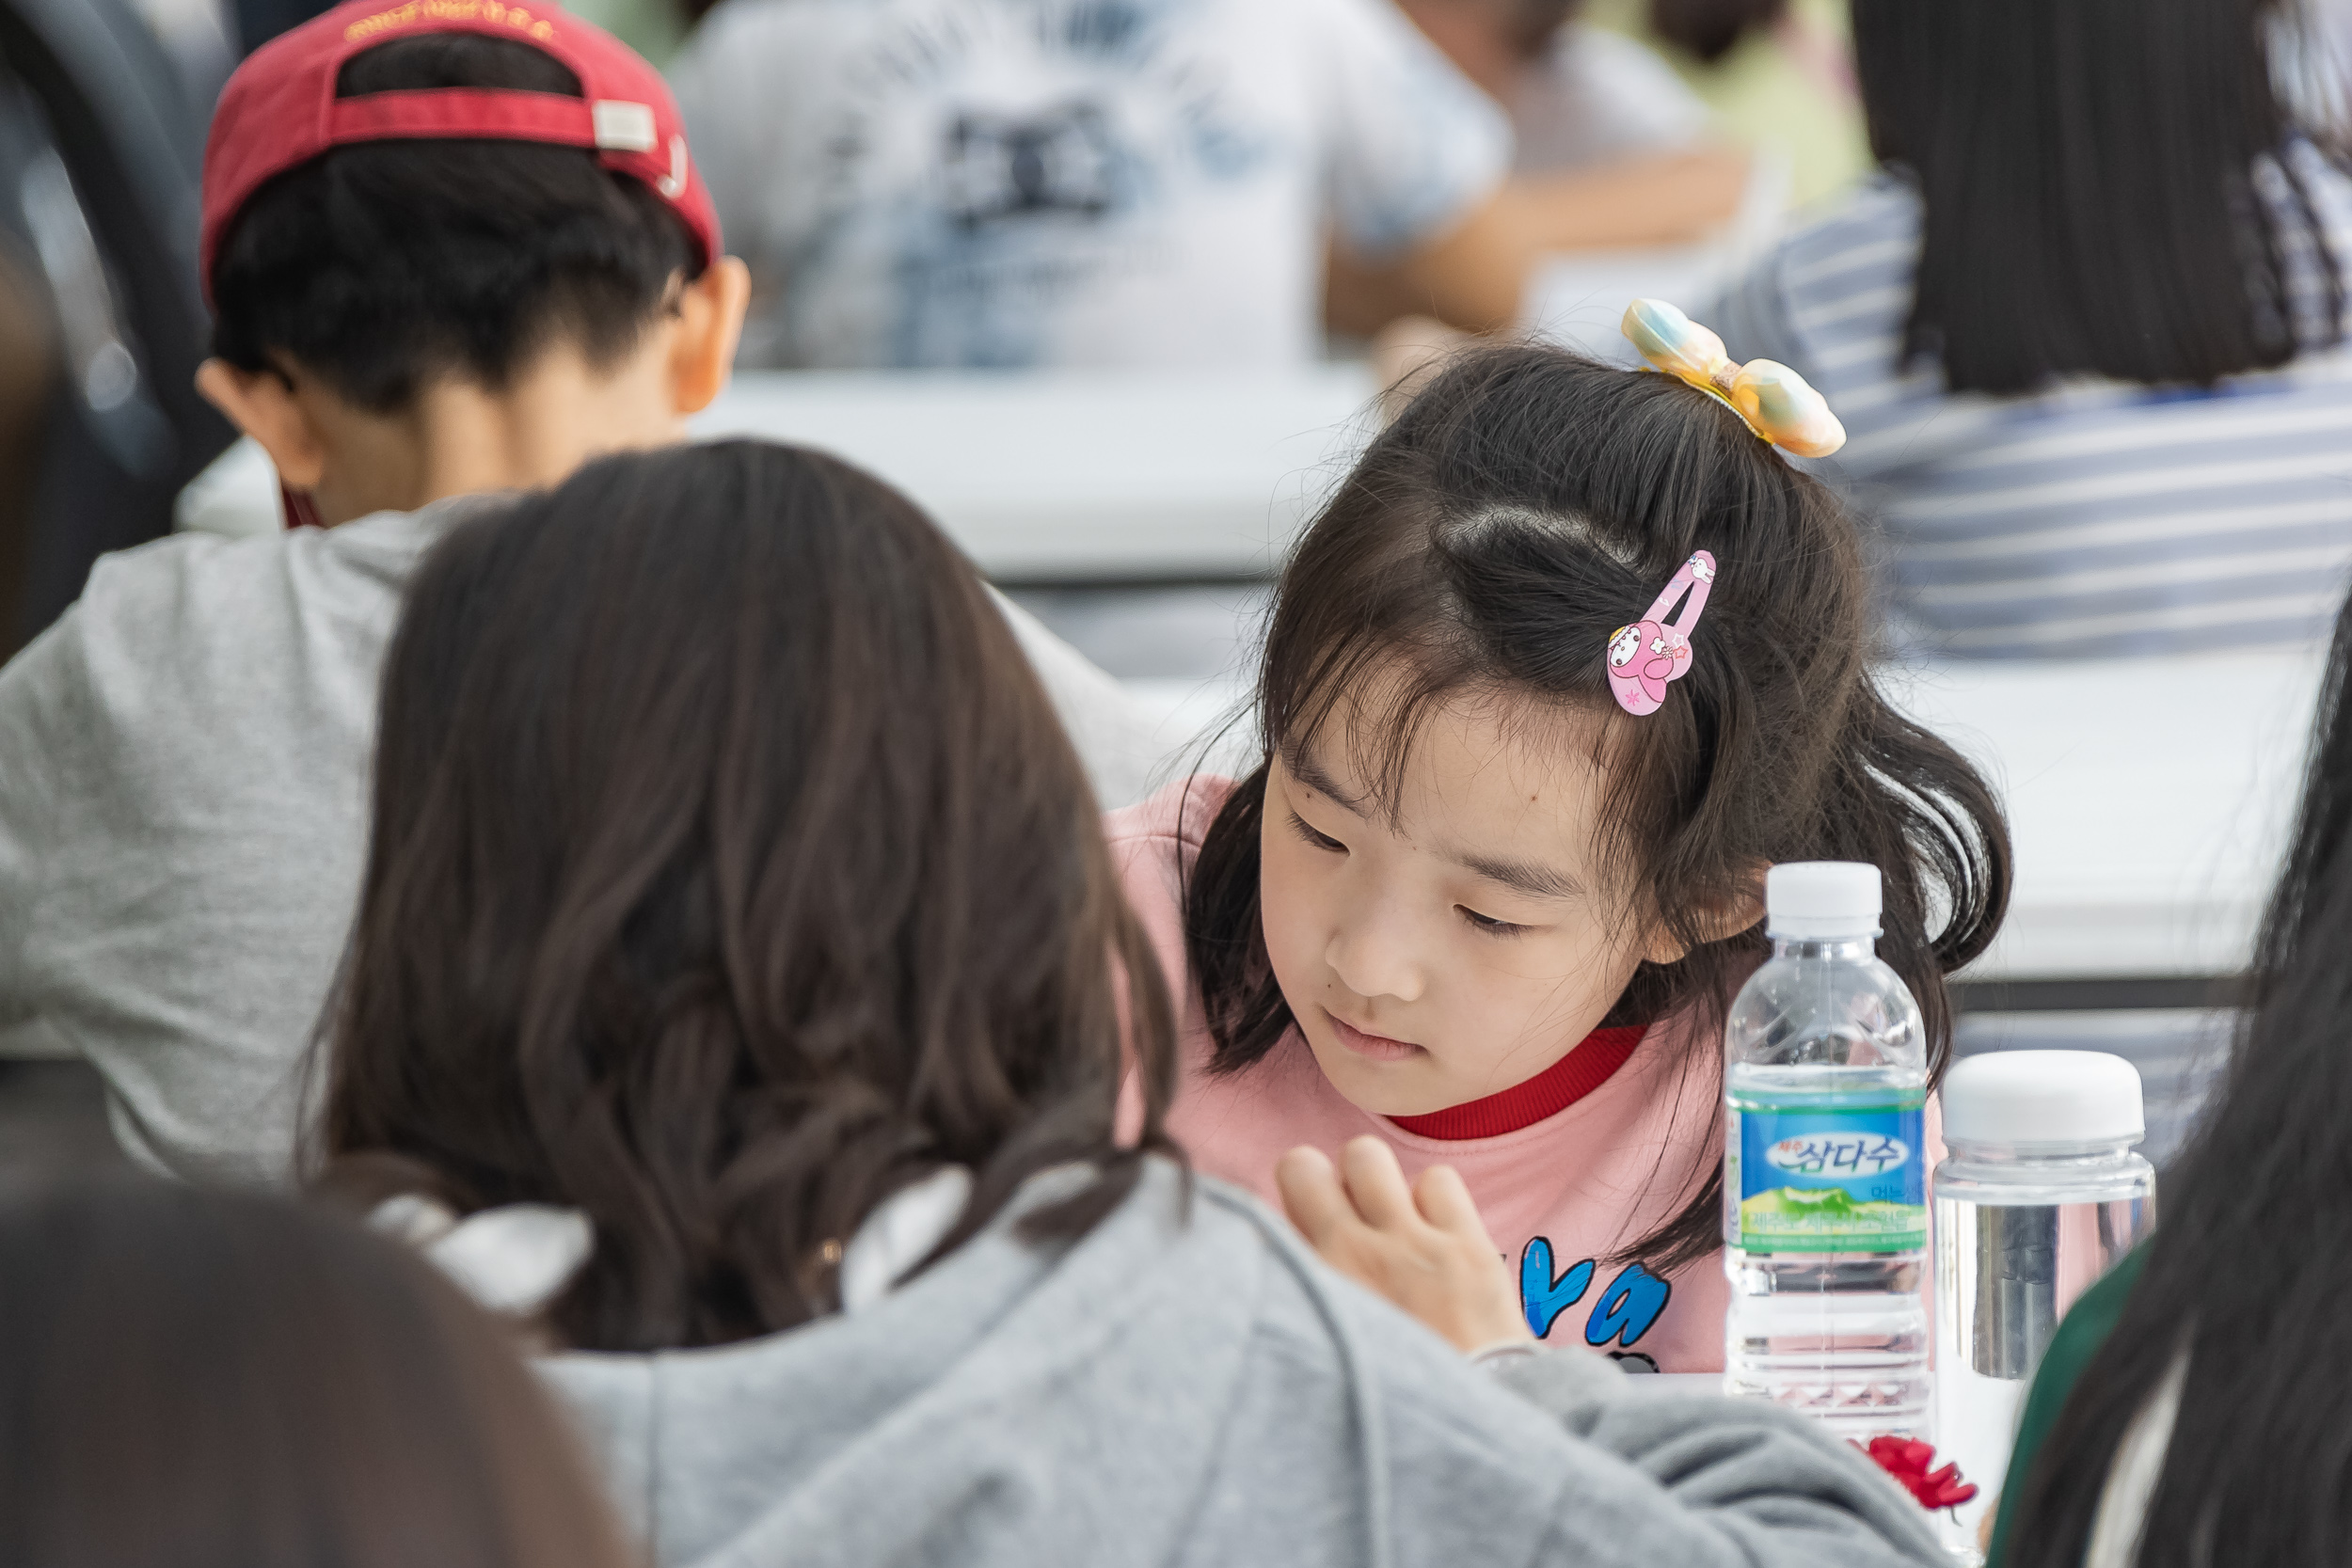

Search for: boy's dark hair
xmin=1853 ymin=0 xmax=2342 ymax=395
xmin=210 ymin=33 xmax=697 ymax=412
xmin=1184 ymin=345 xmax=2011 ymax=1274
xmin=319 ymin=439 xmax=1182 ymax=1353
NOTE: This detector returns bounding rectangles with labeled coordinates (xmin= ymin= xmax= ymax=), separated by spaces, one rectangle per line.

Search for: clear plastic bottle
xmin=1724 ymin=862 xmax=1931 ymax=1442
xmin=1933 ymin=1052 xmax=2155 ymax=1559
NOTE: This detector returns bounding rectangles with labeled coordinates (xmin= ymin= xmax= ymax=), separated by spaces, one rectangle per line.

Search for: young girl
xmin=1112 ymin=319 xmax=2010 ymax=1374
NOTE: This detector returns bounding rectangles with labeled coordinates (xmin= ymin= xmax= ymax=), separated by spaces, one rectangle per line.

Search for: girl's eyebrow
xmin=1286 ymin=749 xmax=1368 ymax=816
xmin=1290 ymin=746 xmax=1581 ymax=896
xmin=1454 ymin=850 xmax=1583 ymax=901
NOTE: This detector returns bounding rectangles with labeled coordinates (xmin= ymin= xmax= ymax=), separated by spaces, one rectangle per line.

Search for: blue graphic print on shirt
xmin=1518 ymin=1236 xmax=1672 ymax=1348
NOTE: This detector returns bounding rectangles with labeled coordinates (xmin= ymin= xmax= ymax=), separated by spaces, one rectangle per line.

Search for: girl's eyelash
xmin=1288 ymin=811 xmax=1345 ymax=852
xmin=1458 ymin=907 xmax=1529 ymax=938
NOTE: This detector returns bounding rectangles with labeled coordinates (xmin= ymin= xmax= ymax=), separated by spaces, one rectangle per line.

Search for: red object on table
xmin=1857 ymin=1435 xmax=1980 ymax=1513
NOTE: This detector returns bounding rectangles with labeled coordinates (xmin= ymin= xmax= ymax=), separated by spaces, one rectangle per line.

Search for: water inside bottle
xmin=1724 ymin=1062 xmax=1931 ymax=1443
xmin=1724 ymin=1253 xmax=1931 ymax=1439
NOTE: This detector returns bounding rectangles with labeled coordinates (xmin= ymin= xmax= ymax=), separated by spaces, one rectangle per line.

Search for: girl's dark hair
xmin=317 ymin=438 xmax=1180 ymax=1353
xmin=2004 ymin=594 xmax=2352 ymax=1566
xmin=210 ymin=33 xmax=697 ymax=412
xmin=1184 ymin=346 xmax=2009 ymax=1273
xmin=1851 ymin=0 xmax=2343 ymax=396
xmin=0 ymin=1174 xmax=630 ymax=1568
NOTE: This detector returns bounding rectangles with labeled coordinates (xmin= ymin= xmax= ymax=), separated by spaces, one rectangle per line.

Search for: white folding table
xmin=691 ymin=367 xmax=1382 ymax=581
xmin=1887 ymin=648 xmax=2322 ymax=1002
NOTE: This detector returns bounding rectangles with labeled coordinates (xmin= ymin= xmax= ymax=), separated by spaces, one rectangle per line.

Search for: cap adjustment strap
xmin=326 ymin=87 xmax=597 ymax=150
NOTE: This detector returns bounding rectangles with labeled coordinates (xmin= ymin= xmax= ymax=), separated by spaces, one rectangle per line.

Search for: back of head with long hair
xmin=2005 ymin=597 xmax=2352 ymax=1565
xmin=1184 ymin=345 xmax=2010 ymax=1272
xmin=318 ymin=438 xmax=1179 ymax=1353
xmin=1851 ymin=0 xmax=2343 ymax=395
xmin=0 ymin=1174 xmax=629 ymax=1568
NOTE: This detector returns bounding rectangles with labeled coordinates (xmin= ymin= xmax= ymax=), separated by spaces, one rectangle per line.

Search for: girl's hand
xmin=1276 ymin=1136 xmax=1534 ymax=1355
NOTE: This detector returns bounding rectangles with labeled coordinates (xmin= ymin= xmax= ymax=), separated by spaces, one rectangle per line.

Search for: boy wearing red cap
xmin=197 ymin=0 xmax=745 ymax=529
xmin=0 ymin=0 xmax=1151 ymax=1184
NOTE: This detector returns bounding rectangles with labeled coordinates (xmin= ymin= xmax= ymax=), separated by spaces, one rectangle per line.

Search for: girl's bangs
xmin=1266 ymin=621 xmax=1667 ymax=908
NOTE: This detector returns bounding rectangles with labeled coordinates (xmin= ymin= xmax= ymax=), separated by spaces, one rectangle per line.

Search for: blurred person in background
xmin=1581 ymin=0 xmax=1868 ymax=209
xmin=0 ymin=0 xmax=231 ymax=667
xmin=1708 ymin=0 xmax=2352 ymax=658
xmin=321 ymin=436 xmax=1947 ymax=1568
xmin=1984 ymin=588 xmax=2352 ymax=1564
xmin=1331 ymin=0 xmax=1753 ymax=337
xmin=1399 ymin=0 xmax=1712 ymax=172
xmin=125 ymin=0 xmax=236 ymax=99
xmin=0 ymin=1174 xmax=632 ymax=1568
xmin=670 ymin=0 xmax=1748 ymax=368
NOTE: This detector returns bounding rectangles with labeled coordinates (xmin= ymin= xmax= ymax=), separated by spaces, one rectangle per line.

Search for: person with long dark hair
xmin=317 ymin=436 xmax=1947 ymax=1567
xmin=1707 ymin=0 xmax=2352 ymax=657
xmin=1987 ymin=593 xmax=2352 ymax=1563
xmin=0 ymin=1174 xmax=633 ymax=1568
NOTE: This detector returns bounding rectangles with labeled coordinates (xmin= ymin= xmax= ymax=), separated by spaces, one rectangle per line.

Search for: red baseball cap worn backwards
xmin=199 ymin=0 xmax=721 ymax=305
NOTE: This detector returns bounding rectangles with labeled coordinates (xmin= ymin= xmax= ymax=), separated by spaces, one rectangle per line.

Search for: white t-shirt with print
xmin=670 ymin=0 xmax=1511 ymax=369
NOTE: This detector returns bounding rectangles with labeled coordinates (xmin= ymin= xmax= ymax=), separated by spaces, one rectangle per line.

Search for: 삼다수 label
xmin=1728 ymin=1097 xmax=1926 ymax=1253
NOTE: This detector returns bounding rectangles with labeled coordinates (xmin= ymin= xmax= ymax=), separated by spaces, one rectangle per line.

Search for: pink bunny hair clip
xmin=1621 ymin=298 xmax=1846 ymax=459
xmin=1604 ymin=550 xmax=1715 ymax=717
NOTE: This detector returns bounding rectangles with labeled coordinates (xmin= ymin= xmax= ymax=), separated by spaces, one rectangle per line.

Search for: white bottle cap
xmin=1765 ymin=861 xmax=1883 ymax=938
xmin=1941 ymin=1051 xmax=2145 ymax=1147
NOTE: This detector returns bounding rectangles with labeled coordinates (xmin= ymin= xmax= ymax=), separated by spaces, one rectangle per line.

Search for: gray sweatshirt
xmin=0 ymin=499 xmax=1171 ymax=1184
xmin=540 ymin=1160 xmax=1945 ymax=1568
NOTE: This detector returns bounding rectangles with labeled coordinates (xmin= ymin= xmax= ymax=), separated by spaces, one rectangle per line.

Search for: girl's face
xmin=1259 ymin=695 xmax=1687 ymax=1117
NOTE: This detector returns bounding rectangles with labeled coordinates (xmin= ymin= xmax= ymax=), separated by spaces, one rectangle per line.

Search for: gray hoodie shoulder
xmin=540 ymin=1162 xmax=1944 ymax=1568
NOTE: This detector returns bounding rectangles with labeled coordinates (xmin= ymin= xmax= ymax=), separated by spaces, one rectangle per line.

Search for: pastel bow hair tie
xmin=1621 ymin=298 xmax=1846 ymax=459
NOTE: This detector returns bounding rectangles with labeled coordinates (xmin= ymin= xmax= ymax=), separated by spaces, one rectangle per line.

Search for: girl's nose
xmin=1323 ymin=906 xmax=1427 ymax=1005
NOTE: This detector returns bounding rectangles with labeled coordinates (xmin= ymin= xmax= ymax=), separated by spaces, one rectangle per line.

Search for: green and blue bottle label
xmin=1727 ymin=1093 xmax=1927 ymax=1253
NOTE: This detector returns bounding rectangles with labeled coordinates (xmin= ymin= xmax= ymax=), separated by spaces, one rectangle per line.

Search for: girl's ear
xmin=1638 ymin=863 xmax=1769 ymax=965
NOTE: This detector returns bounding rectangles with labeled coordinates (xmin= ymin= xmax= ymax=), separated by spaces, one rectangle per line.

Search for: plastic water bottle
xmin=1724 ymin=862 xmax=1931 ymax=1441
xmin=1933 ymin=1052 xmax=2154 ymax=1558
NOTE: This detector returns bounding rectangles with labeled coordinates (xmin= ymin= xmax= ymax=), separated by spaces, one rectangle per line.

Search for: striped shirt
xmin=1708 ymin=148 xmax=2352 ymax=658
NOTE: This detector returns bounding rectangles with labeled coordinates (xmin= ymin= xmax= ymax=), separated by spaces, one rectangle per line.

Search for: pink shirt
xmin=1109 ymin=774 xmax=1732 ymax=1371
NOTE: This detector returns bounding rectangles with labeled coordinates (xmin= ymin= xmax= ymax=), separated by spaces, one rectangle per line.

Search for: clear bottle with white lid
xmin=1932 ymin=1051 xmax=2157 ymax=1558
xmin=1724 ymin=862 xmax=1931 ymax=1441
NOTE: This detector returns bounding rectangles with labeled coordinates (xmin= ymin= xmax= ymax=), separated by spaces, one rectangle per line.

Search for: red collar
xmin=1387 ymin=1024 xmax=1647 ymax=1140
